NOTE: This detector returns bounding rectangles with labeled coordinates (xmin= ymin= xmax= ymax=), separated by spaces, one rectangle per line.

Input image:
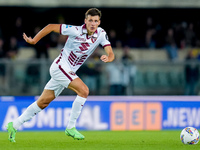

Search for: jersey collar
xmin=82 ymin=24 xmax=98 ymax=38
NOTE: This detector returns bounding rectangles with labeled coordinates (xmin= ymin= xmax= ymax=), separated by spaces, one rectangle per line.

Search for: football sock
xmin=13 ymin=101 xmax=42 ymax=130
xmin=67 ymin=95 xmax=87 ymax=129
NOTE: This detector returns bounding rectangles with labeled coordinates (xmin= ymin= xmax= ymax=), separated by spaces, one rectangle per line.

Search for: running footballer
xmin=7 ymin=8 xmax=114 ymax=142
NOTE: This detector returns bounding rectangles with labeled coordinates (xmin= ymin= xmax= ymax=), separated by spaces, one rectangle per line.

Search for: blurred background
xmin=0 ymin=0 xmax=200 ymax=96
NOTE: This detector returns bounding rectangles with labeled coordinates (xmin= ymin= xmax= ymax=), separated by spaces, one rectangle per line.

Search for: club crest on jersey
xmin=69 ymin=71 xmax=76 ymax=76
xmin=91 ymin=37 xmax=97 ymax=43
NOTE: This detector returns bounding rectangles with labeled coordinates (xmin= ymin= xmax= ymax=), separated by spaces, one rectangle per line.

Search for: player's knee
xmin=37 ymin=94 xmax=55 ymax=109
xmin=79 ymin=86 xmax=89 ymax=98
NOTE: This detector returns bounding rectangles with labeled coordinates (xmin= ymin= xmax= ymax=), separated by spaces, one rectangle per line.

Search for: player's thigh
xmin=68 ymin=78 xmax=89 ymax=98
xmin=44 ymin=78 xmax=65 ymax=97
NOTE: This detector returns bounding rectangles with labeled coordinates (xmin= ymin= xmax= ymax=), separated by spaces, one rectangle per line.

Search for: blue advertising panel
xmin=0 ymin=96 xmax=200 ymax=131
xmin=0 ymin=96 xmax=111 ymax=131
xmin=162 ymin=101 xmax=200 ymax=130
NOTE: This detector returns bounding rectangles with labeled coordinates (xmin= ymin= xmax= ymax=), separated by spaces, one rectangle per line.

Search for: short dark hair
xmin=85 ymin=8 xmax=102 ymax=19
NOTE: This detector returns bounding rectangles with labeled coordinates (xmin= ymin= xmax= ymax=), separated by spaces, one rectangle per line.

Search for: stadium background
xmin=0 ymin=0 xmax=200 ymax=134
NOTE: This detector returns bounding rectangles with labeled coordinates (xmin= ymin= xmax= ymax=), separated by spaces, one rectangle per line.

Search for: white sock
xmin=67 ymin=95 xmax=87 ymax=129
xmin=13 ymin=101 xmax=42 ymax=130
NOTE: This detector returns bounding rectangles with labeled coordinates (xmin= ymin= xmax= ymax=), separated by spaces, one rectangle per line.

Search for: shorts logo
xmin=69 ymin=71 xmax=76 ymax=76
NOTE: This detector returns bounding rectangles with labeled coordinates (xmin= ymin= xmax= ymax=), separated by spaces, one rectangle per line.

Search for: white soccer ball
xmin=180 ymin=127 xmax=199 ymax=145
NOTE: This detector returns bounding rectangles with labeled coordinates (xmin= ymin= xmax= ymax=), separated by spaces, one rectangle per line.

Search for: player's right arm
xmin=23 ymin=24 xmax=60 ymax=45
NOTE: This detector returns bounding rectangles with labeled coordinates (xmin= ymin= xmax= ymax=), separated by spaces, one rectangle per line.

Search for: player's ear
xmin=84 ymin=18 xmax=87 ymax=24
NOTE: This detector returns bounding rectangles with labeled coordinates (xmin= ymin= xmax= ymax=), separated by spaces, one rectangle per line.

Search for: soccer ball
xmin=180 ymin=127 xmax=199 ymax=145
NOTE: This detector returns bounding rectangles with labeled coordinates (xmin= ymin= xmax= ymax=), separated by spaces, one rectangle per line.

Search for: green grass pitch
xmin=0 ymin=130 xmax=199 ymax=150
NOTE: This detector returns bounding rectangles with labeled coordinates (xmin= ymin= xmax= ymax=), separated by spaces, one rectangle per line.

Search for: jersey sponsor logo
xmin=79 ymin=43 xmax=90 ymax=51
xmin=75 ymin=37 xmax=86 ymax=42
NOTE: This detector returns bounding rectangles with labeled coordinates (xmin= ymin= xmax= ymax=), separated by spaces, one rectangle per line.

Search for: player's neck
xmin=87 ymin=30 xmax=94 ymax=36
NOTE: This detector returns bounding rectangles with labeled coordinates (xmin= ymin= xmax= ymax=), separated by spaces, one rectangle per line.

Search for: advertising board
xmin=0 ymin=96 xmax=200 ymax=131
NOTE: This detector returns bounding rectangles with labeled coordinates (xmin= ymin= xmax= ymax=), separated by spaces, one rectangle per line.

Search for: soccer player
xmin=6 ymin=8 xmax=114 ymax=142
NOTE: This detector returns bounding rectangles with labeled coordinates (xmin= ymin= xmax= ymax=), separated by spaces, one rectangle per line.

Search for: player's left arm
xmin=100 ymin=46 xmax=115 ymax=63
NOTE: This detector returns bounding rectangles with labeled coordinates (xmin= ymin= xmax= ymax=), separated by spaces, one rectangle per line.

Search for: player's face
xmin=85 ymin=15 xmax=100 ymax=35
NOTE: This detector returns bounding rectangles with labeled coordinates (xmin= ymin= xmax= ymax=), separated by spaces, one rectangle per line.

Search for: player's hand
xmin=23 ymin=33 xmax=36 ymax=45
xmin=100 ymin=55 xmax=109 ymax=62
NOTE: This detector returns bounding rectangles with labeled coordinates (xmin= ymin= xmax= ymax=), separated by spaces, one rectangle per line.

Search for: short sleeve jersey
xmin=56 ymin=24 xmax=111 ymax=73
